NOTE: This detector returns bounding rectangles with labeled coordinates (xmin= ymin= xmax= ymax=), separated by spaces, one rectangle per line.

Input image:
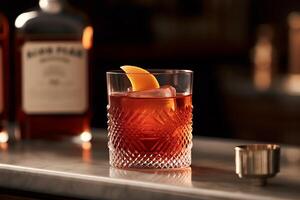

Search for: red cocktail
xmin=107 ymin=66 xmax=193 ymax=169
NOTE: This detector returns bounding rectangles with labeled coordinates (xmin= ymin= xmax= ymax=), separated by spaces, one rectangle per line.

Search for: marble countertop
xmin=0 ymin=129 xmax=300 ymax=200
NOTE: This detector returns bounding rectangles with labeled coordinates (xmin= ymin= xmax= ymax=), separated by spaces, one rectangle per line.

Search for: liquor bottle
xmin=0 ymin=13 xmax=9 ymax=143
xmin=288 ymin=12 xmax=300 ymax=74
xmin=252 ymin=24 xmax=276 ymax=91
xmin=15 ymin=0 xmax=93 ymax=140
xmin=283 ymin=12 xmax=300 ymax=94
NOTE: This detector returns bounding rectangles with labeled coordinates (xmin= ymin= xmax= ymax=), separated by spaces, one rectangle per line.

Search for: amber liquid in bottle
xmin=15 ymin=0 xmax=93 ymax=140
xmin=0 ymin=14 xmax=9 ymax=137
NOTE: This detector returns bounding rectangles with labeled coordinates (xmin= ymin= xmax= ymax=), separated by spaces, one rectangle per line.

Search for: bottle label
xmin=22 ymin=42 xmax=88 ymax=114
xmin=0 ymin=47 xmax=3 ymax=113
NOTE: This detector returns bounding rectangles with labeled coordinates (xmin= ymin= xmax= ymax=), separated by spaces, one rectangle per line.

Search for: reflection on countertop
xmin=110 ymin=167 xmax=192 ymax=187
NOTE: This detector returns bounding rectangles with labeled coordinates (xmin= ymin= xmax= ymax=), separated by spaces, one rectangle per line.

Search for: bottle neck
xmin=39 ymin=0 xmax=66 ymax=13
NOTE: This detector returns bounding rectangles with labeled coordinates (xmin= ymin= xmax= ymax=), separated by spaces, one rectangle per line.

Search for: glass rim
xmin=106 ymin=69 xmax=193 ymax=75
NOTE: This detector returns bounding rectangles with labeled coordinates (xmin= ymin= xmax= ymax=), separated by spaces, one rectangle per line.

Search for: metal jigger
xmin=235 ymin=144 xmax=280 ymax=186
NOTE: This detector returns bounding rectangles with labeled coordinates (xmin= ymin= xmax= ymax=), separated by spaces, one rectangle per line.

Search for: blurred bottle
xmin=0 ymin=13 xmax=9 ymax=143
xmin=283 ymin=12 xmax=300 ymax=94
xmin=252 ymin=24 xmax=276 ymax=91
xmin=15 ymin=0 xmax=93 ymax=140
xmin=288 ymin=12 xmax=300 ymax=74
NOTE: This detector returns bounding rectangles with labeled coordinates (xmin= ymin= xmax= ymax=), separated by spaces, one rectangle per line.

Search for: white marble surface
xmin=0 ymin=129 xmax=299 ymax=200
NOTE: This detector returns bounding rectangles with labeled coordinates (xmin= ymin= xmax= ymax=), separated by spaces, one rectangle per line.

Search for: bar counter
xmin=0 ymin=129 xmax=299 ymax=200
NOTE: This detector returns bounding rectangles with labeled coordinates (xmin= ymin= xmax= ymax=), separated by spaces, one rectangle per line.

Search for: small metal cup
xmin=235 ymin=144 xmax=280 ymax=186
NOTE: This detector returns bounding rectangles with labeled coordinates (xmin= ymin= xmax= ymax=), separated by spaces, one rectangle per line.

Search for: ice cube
xmin=128 ymin=85 xmax=176 ymax=98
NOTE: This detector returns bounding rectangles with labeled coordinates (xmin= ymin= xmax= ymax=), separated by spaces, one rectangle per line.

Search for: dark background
xmin=2 ymin=0 xmax=300 ymax=145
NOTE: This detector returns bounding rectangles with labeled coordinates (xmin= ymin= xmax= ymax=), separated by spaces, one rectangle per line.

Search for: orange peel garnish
xmin=120 ymin=65 xmax=160 ymax=91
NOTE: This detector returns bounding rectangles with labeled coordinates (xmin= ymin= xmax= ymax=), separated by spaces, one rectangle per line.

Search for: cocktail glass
xmin=106 ymin=68 xmax=193 ymax=169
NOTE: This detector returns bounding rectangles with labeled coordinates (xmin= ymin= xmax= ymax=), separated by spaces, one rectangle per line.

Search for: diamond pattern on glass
xmin=107 ymin=105 xmax=193 ymax=169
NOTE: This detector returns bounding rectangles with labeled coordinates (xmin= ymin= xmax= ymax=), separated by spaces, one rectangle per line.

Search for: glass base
xmin=109 ymin=147 xmax=192 ymax=169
